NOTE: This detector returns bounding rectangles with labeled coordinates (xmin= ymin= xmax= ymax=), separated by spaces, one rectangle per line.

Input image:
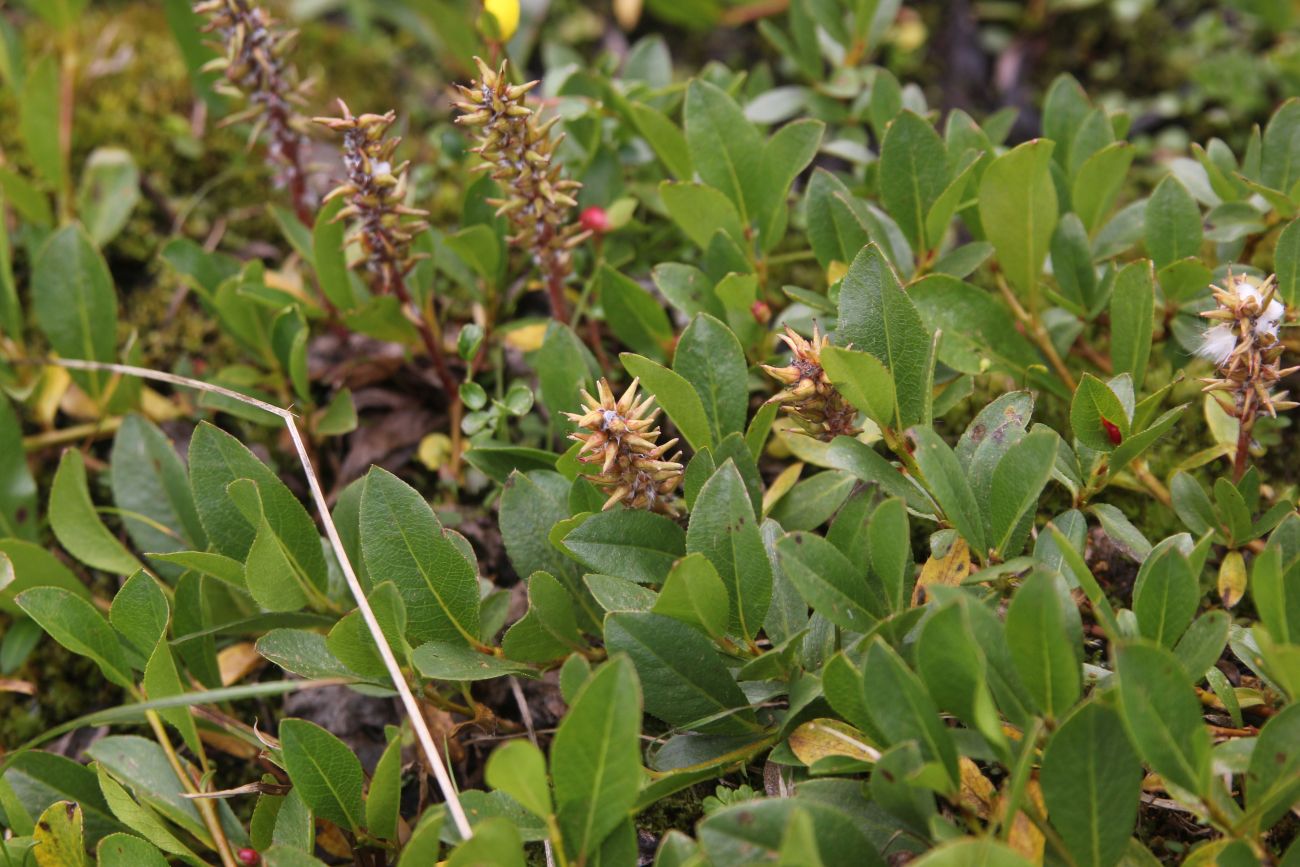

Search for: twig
xmin=33 ymin=357 xmax=474 ymax=840
xmin=996 ymin=274 xmax=1077 ymax=390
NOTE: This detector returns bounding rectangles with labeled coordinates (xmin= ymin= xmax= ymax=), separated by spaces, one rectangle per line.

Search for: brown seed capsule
xmin=761 ymin=324 xmax=860 ymax=441
xmin=314 ymin=101 xmax=429 ymax=294
xmin=566 ymin=379 xmax=684 ymax=517
xmin=454 ymin=58 xmax=590 ymax=320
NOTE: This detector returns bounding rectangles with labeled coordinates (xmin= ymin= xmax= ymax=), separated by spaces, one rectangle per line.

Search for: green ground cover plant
xmin=2 ymin=0 xmax=1300 ymax=864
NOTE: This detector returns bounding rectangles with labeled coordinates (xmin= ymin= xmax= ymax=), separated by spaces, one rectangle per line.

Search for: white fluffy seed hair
xmin=1197 ymin=322 xmax=1238 ymax=366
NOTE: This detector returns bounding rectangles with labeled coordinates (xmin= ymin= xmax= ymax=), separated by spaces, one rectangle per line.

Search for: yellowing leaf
xmin=913 ymin=536 xmax=972 ymax=604
xmin=218 ymin=641 xmax=264 ymax=686
xmin=417 ymin=433 xmax=453 ymax=471
xmin=959 ymin=757 xmax=996 ymax=819
xmin=999 ymin=779 xmax=1046 ymax=863
xmin=788 ymin=719 xmax=880 ymax=766
xmin=505 ymin=322 xmax=548 ymax=352
xmin=1217 ymin=550 xmax=1247 ymax=609
xmin=761 ymin=462 xmax=804 ymax=516
xmin=827 ymin=260 xmax=849 ymax=285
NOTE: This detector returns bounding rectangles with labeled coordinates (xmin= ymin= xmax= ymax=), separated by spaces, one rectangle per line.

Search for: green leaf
xmin=910 ymin=275 xmax=1042 ymax=380
xmin=1109 ymin=260 xmax=1156 ymax=391
xmin=653 ymin=552 xmax=730 ymax=639
xmin=96 ymin=833 xmax=169 ymax=867
xmin=312 ymin=197 xmax=357 ymax=312
xmin=1070 ymin=373 xmax=1130 ymax=453
xmin=1005 ymin=570 xmax=1081 ymax=719
xmin=675 ymin=313 xmax=748 ymax=442
xmin=486 ymin=740 xmax=551 ymax=821
xmin=1275 ymin=218 xmax=1300 ymax=307
xmin=835 ymin=245 xmax=932 ymax=428
xmin=108 ymin=573 xmax=168 ymax=658
xmin=684 ymin=79 xmax=764 ymax=222
xmin=552 ymin=656 xmax=643 ymax=861
xmin=16 ymin=587 xmax=133 ymax=688
xmin=502 ymin=571 xmax=585 ymax=663
xmin=767 ymin=470 xmax=856 ymax=533
xmin=911 ymin=839 xmax=1035 ymax=866
xmin=278 ymin=719 xmax=366 ymax=833
xmin=1174 ymin=610 xmax=1230 ymax=682
xmin=819 ymin=345 xmax=895 ymax=429
xmin=1132 ymin=545 xmax=1198 ymax=648
xmin=0 ymin=397 xmax=37 ymax=542
xmin=911 ymin=427 xmax=987 ymax=558
xmin=621 ymin=353 xmax=713 ymax=452
xmin=0 ymin=166 xmax=53 ymax=227
xmin=19 ymin=54 xmax=62 ymax=188
xmin=989 ymin=429 xmax=1058 ymax=557
xmin=861 ymin=638 xmax=959 ymax=792
xmin=562 ymin=509 xmax=685 ymax=585
xmin=977 ymin=139 xmax=1058 ymax=304
xmin=776 ymin=532 xmax=878 ymax=632
xmin=1042 ymin=74 xmax=1092 ymax=168
xmin=1041 ymin=700 xmax=1141 ymax=867
xmin=686 ymin=461 xmax=772 ymax=640
xmin=925 ymin=153 xmax=981 ymax=250
xmin=878 ymin=110 xmax=948 ymax=251
xmin=110 ymin=415 xmax=206 ymax=559
xmin=500 ymin=471 xmax=582 ymax=603
xmin=915 ymin=599 xmax=1004 ymax=752
xmin=604 ymin=611 xmax=757 ymax=734
xmin=629 ymin=101 xmax=692 ymax=180
xmin=601 ymin=265 xmax=673 ymax=360
xmin=235 ymin=480 xmax=313 ymax=613
xmin=805 ymin=169 xmax=870 ymax=270
xmin=1245 ymin=704 xmax=1300 ymax=829
xmin=698 ymin=799 xmax=882 ymax=867
xmin=360 ymin=467 xmax=480 ymax=646
xmin=446 ymin=817 xmax=525 ymax=867
xmin=757 ymin=118 xmax=824 ymax=248
xmin=1252 ymin=543 xmax=1297 ymax=644
xmin=1145 ymin=176 xmax=1202 ymax=270
xmin=1262 ymin=99 xmax=1300 ymax=194
xmin=660 ymin=182 xmax=745 ymax=249
xmin=411 ymin=641 xmax=533 ymax=681
xmin=85 ymin=736 xmax=209 ymax=845
xmin=1073 ymin=142 xmax=1135 ymax=233
xmin=256 ymin=628 xmax=360 ymax=681
xmin=76 ymin=148 xmax=140 ymax=246
xmin=1115 ymin=641 xmax=1212 ymax=796
xmin=48 ymin=449 xmax=142 ymax=576
xmin=32 ymin=225 xmax=119 ymax=400
xmin=188 ymin=424 xmax=326 ymax=590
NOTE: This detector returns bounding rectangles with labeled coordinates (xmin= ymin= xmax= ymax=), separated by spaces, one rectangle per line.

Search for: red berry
xmin=1101 ymin=418 xmax=1122 ymax=445
xmin=236 ymin=848 xmax=260 ymax=865
xmin=750 ymin=300 xmax=772 ymax=324
xmin=580 ymin=206 xmax=610 ymax=234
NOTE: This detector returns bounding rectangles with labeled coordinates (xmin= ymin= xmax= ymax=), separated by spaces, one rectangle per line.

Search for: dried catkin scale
xmin=566 ymin=378 xmax=685 ymax=517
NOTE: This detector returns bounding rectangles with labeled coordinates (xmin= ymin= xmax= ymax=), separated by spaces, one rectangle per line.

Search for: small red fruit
xmin=1101 ymin=418 xmax=1122 ymax=445
xmin=236 ymin=848 xmax=260 ymax=866
xmin=750 ymin=300 xmax=772 ymax=324
xmin=579 ymin=206 xmax=610 ymax=234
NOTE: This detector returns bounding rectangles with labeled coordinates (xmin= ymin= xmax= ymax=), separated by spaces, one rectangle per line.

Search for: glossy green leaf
xmin=685 ymin=461 xmax=771 ymax=640
xmin=911 ymin=427 xmax=987 ymax=558
xmin=684 ymin=79 xmax=764 ymax=221
xmin=1115 ymin=642 xmax=1212 ymax=796
xmin=32 ymin=226 xmax=119 ymax=400
xmin=1132 ymin=545 xmax=1198 ymax=648
xmin=361 ymin=467 xmax=480 ymax=645
xmin=1005 ymin=570 xmax=1081 ymax=719
xmin=16 ymin=587 xmax=133 ymax=688
xmin=604 ymin=611 xmax=757 ymax=734
xmin=1073 ymin=142 xmax=1135 ymax=233
xmin=978 ymin=139 xmax=1057 ymax=304
xmin=660 ymin=182 xmax=745 ymax=249
xmin=1145 ymin=176 xmax=1202 ymax=270
xmin=989 ymin=429 xmax=1058 ymax=557
xmin=1108 ymin=260 xmax=1155 ymax=391
xmin=1041 ymin=701 xmax=1142 ymax=867
xmin=878 ymin=110 xmax=947 ymax=250
xmin=621 ymin=353 xmax=713 ymax=452
xmin=818 ymin=345 xmax=895 ymax=429
xmin=278 ymin=719 xmax=365 ymax=832
xmin=675 ymin=313 xmax=748 ymax=442
xmin=552 ymin=656 xmax=643 ymax=860
xmin=835 ymin=245 xmax=931 ymax=428
xmin=653 ymin=552 xmax=730 ymax=639
xmin=1070 ymin=373 xmax=1130 ymax=453
xmin=777 ymin=532 xmax=877 ymax=632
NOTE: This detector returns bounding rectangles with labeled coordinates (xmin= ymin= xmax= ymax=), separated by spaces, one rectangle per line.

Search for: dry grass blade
xmin=42 ymin=357 xmax=474 ymax=840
